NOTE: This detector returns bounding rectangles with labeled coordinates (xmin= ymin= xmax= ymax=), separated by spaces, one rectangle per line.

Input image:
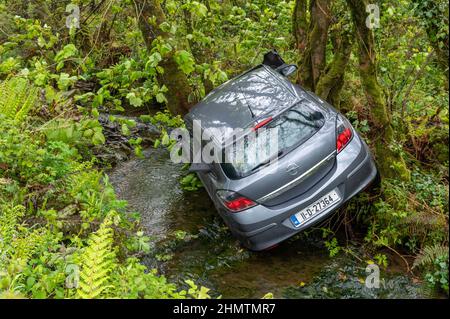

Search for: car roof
xmin=185 ymin=65 xmax=300 ymax=144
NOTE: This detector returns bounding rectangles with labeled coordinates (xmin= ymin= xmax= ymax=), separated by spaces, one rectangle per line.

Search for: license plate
xmin=290 ymin=190 xmax=341 ymax=227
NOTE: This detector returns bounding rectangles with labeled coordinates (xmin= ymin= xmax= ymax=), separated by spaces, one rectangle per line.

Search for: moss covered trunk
xmin=293 ymin=0 xmax=350 ymax=107
xmin=296 ymin=0 xmax=332 ymax=91
xmin=293 ymin=0 xmax=309 ymax=52
xmin=316 ymin=26 xmax=352 ymax=108
xmin=347 ymin=0 xmax=410 ymax=180
xmin=135 ymin=0 xmax=193 ymax=116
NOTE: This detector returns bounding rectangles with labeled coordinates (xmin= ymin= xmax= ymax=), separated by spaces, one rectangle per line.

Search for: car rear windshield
xmin=220 ymin=100 xmax=325 ymax=179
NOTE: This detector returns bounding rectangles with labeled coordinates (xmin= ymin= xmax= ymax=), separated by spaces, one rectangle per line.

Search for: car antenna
xmin=238 ymin=85 xmax=255 ymax=118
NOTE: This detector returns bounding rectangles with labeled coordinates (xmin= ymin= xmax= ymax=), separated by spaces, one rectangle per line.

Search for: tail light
xmin=216 ymin=190 xmax=257 ymax=212
xmin=336 ymin=115 xmax=353 ymax=153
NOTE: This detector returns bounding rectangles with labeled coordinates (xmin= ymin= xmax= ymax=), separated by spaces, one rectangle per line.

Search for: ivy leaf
xmin=159 ymin=21 xmax=171 ymax=33
xmin=146 ymin=52 xmax=162 ymax=68
xmin=216 ymin=70 xmax=228 ymax=83
xmin=161 ymin=132 xmax=170 ymax=146
xmin=156 ymin=92 xmax=167 ymax=104
xmin=140 ymin=115 xmax=152 ymax=123
xmin=126 ymin=92 xmax=143 ymax=107
xmin=92 ymin=131 xmax=105 ymax=145
xmin=91 ymin=108 xmax=100 ymax=118
xmin=93 ymin=93 xmax=104 ymax=107
xmin=56 ymin=61 xmax=64 ymax=71
xmin=134 ymin=146 xmax=144 ymax=158
xmin=181 ymin=174 xmax=193 ymax=184
xmin=191 ymin=1 xmax=208 ymax=17
xmin=83 ymin=128 xmax=93 ymax=138
xmin=54 ymin=44 xmax=78 ymax=63
xmin=197 ymin=286 xmax=210 ymax=299
xmin=160 ymin=43 xmax=172 ymax=56
xmin=174 ymin=50 xmax=195 ymax=75
xmin=121 ymin=123 xmax=131 ymax=136
xmin=37 ymin=36 xmax=46 ymax=48
xmin=57 ymin=73 xmax=77 ymax=90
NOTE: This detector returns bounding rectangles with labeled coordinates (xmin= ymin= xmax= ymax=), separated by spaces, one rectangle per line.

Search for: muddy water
xmin=109 ymin=147 xmax=431 ymax=299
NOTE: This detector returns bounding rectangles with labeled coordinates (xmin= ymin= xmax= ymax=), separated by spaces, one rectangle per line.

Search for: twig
xmin=342 ymin=247 xmax=363 ymax=262
xmin=401 ymin=50 xmax=435 ymax=117
xmin=373 ymin=234 xmax=417 ymax=278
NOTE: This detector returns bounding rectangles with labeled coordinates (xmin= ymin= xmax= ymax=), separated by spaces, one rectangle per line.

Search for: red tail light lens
xmin=337 ymin=128 xmax=352 ymax=152
xmin=216 ymin=190 xmax=257 ymax=212
xmin=336 ymin=115 xmax=353 ymax=153
xmin=225 ymin=197 xmax=255 ymax=211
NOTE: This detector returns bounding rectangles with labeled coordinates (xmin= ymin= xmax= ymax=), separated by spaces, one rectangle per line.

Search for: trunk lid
xmin=229 ymin=112 xmax=337 ymax=207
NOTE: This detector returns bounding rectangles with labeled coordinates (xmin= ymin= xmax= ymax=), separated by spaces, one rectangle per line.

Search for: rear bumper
xmin=217 ymin=133 xmax=378 ymax=251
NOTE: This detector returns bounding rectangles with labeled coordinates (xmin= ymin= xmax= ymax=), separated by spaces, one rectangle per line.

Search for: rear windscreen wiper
xmin=250 ymin=150 xmax=284 ymax=172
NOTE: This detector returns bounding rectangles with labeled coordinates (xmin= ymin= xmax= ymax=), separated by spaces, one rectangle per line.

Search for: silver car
xmin=185 ymin=51 xmax=378 ymax=251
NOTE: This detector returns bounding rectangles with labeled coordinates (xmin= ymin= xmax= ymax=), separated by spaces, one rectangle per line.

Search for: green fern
xmin=76 ymin=217 xmax=116 ymax=299
xmin=0 ymin=77 xmax=38 ymax=123
xmin=0 ymin=205 xmax=25 ymax=253
xmin=0 ymin=204 xmax=50 ymax=294
xmin=12 ymin=228 xmax=48 ymax=264
xmin=413 ymin=244 xmax=449 ymax=269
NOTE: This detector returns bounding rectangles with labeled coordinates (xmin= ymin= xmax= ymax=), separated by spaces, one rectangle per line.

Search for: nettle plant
xmin=78 ymin=56 xmax=168 ymax=112
xmin=0 ymin=15 xmax=83 ymax=83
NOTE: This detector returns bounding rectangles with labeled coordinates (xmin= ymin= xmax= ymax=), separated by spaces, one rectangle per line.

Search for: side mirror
xmin=279 ymin=64 xmax=297 ymax=77
xmin=189 ymin=163 xmax=211 ymax=173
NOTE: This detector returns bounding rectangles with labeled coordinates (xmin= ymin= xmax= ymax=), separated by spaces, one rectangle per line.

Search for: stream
xmin=108 ymin=146 xmax=434 ymax=299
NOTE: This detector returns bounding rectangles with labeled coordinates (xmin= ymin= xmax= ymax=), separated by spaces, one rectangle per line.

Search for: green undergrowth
xmin=0 ymin=78 xmax=209 ymax=299
xmin=0 ymin=0 xmax=448 ymax=298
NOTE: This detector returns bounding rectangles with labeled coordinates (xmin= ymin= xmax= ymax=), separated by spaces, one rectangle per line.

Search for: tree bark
xmin=293 ymin=0 xmax=351 ymax=107
xmin=296 ymin=0 xmax=332 ymax=91
xmin=316 ymin=24 xmax=352 ymax=107
xmin=347 ymin=0 xmax=410 ymax=180
xmin=135 ymin=0 xmax=193 ymax=116
xmin=293 ymin=0 xmax=309 ymax=52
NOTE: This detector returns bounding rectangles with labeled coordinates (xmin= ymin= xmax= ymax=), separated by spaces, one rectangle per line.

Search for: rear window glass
xmin=221 ymin=100 xmax=325 ymax=179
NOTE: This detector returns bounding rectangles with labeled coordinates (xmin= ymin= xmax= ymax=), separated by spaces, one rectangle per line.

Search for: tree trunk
xmin=296 ymin=0 xmax=332 ymax=91
xmin=293 ymin=0 xmax=309 ymax=52
xmin=316 ymin=24 xmax=353 ymax=107
xmin=293 ymin=0 xmax=351 ymax=107
xmin=347 ymin=0 xmax=410 ymax=180
xmin=135 ymin=0 xmax=193 ymax=116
